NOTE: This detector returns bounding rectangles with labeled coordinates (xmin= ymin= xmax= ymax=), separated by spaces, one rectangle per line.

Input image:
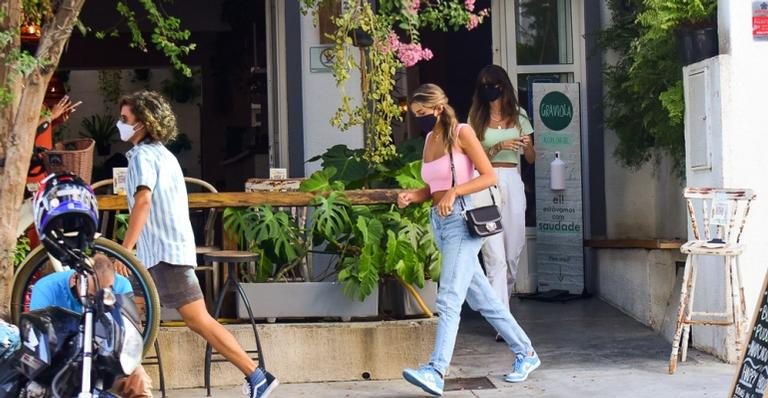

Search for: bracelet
xmin=489 ymin=143 xmax=501 ymax=157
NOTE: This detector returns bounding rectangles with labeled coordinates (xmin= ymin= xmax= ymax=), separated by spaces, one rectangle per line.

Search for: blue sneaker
xmin=243 ymin=368 xmax=279 ymax=398
xmin=403 ymin=364 xmax=444 ymax=396
xmin=504 ymin=352 xmax=541 ymax=383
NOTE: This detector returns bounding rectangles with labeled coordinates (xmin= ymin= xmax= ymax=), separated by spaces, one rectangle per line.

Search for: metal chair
xmin=669 ymin=187 xmax=756 ymax=374
xmin=184 ymin=177 xmax=222 ymax=312
xmin=91 ymin=179 xmax=121 ymax=238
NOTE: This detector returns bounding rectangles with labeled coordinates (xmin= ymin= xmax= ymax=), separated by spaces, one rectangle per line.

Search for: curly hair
xmin=118 ymin=90 xmax=178 ymax=144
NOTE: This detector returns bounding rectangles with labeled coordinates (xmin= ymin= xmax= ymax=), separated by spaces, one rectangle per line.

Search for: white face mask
xmin=116 ymin=120 xmax=138 ymax=142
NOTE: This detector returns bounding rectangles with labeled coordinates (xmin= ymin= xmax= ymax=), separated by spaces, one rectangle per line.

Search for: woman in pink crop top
xmin=399 ymin=84 xmax=539 ymax=396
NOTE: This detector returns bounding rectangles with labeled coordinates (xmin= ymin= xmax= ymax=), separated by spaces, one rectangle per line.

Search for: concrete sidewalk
xmin=168 ymin=298 xmax=736 ymax=397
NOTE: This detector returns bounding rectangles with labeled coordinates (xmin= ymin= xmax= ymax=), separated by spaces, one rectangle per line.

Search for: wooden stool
xmin=202 ymin=250 xmax=265 ymax=397
xmin=669 ymin=188 xmax=755 ymax=374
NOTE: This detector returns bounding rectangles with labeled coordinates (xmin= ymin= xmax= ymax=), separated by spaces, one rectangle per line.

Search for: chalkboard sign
xmin=731 ymin=273 xmax=768 ymax=398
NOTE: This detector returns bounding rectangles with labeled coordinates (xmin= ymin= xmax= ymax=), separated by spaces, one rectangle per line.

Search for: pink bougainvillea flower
xmin=407 ymin=0 xmax=421 ymax=15
xmin=466 ymin=14 xmax=479 ymax=30
xmin=464 ymin=0 xmax=476 ymax=12
xmin=379 ymin=31 xmax=433 ymax=67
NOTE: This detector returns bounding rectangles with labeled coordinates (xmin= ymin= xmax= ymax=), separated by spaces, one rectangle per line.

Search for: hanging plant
xmin=301 ymin=0 xmax=489 ymax=164
xmin=161 ymin=68 xmax=201 ymax=104
xmin=97 ymin=70 xmax=123 ymax=115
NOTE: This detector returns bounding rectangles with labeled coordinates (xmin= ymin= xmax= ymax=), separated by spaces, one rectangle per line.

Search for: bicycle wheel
xmin=10 ymin=237 xmax=161 ymax=357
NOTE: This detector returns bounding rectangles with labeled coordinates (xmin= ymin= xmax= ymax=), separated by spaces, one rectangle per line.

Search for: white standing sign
xmin=534 ymin=83 xmax=584 ymax=294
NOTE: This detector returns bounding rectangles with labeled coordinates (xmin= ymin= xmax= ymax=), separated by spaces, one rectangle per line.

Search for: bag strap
xmin=448 ymin=142 xmax=497 ymax=211
xmin=448 ymin=149 xmax=467 ymax=212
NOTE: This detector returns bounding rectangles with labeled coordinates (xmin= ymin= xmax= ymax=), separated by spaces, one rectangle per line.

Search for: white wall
xmin=603 ymin=134 xmax=687 ymax=239
xmin=300 ymin=14 xmax=364 ymax=176
xmin=683 ymin=1 xmax=768 ymax=361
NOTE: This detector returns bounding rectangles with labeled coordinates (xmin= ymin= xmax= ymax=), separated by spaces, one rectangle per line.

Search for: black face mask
xmin=480 ymin=85 xmax=502 ymax=102
xmin=415 ymin=114 xmax=438 ymax=133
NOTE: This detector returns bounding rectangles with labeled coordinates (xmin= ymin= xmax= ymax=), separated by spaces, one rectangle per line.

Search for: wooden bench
xmin=585 ymin=239 xmax=684 ymax=250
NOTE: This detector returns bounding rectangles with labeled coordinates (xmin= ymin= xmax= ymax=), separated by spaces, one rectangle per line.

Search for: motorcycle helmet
xmin=33 ymin=173 xmax=99 ymax=252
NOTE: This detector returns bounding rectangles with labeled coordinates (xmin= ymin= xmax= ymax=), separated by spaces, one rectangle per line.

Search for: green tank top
xmin=478 ymin=108 xmax=534 ymax=164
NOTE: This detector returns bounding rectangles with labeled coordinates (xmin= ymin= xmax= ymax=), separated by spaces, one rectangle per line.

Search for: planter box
xmin=237 ymin=282 xmax=379 ymax=321
xmin=380 ymin=279 xmax=437 ymax=317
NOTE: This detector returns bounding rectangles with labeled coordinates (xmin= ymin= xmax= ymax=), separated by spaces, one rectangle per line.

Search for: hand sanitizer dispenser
xmin=550 ymin=151 xmax=566 ymax=190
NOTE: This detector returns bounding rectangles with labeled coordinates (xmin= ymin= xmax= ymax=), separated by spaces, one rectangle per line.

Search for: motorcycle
xmin=0 ymin=234 xmax=144 ymax=398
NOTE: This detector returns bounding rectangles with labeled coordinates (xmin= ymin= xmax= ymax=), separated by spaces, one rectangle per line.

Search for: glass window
xmin=515 ymin=0 xmax=573 ymax=65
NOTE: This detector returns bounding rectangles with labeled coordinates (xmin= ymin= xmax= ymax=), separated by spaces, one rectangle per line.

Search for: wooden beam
xmin=584 ymin=239 xmax=684 ymax=250
xmin=97 ymin=189 xmax=408 ymax=211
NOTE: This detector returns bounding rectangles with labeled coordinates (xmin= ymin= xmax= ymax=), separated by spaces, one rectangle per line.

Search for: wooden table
xmin=96 ymin=189 xmax=405 ymax=211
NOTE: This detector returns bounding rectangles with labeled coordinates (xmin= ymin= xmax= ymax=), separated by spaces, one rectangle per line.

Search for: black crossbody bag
xmin=448 ymin=151 xmax=503 ymax=237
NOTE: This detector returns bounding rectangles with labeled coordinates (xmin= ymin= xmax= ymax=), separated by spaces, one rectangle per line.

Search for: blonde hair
xmin=119 ymin=90 xmax=178 ymax=144
xmin=410 ymin=84 xmax=459 ymax=152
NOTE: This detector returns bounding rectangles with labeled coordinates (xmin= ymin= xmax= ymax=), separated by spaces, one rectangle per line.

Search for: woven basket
xmin=42 ymin=138 xmax=95 ymax=183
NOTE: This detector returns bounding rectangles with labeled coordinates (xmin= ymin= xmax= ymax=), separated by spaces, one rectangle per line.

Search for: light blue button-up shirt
xmin=126 ymin=141 xmax=197 ymax=268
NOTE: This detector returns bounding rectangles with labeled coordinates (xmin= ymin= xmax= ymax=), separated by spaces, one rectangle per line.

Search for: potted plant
xmin=223 ymin=197 xmax=381 ymax=321
xmin=639 ymin=0 xmax=718 ymax=66
xmin=80 ymin=114 xmax=118 ymax=156
xmin=224 ymin=141 xmax=440 ymax=321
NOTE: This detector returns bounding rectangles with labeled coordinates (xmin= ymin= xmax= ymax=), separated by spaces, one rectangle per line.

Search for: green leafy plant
xmin=12 ymin=236 xmax=31 ymax=268
xmin=161 ymin=68 xmax=201 ymax=103
xmin=223 ymin=140 xmax=439 ymax=301
xmin=97 ymin=70 xmax=123 ymax=114
xmin=115 ymin=213 xmax=130 ymax=243
xmin=223 ymin=205 xmax=307 ymax=283
xmin=600 ymin=0 xmax=716 ymax=173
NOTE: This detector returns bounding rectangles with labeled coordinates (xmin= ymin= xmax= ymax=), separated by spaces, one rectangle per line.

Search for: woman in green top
xmin=469 ymin=65 xmax=535 ymax=341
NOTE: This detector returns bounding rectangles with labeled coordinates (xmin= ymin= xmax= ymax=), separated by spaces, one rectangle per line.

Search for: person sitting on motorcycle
xmin=29 ymin=253 xmax=152 ymax=398
xmin=31 ymin=173 xmax=153 ymax=398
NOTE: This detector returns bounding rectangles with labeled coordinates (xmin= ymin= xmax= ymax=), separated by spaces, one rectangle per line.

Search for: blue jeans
xmin=428 ymin=197 xmax=534 ymax=374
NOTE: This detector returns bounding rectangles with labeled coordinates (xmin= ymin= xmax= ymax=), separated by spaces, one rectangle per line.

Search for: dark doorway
xmin=416 ymin=0 xmax=493 ymax=122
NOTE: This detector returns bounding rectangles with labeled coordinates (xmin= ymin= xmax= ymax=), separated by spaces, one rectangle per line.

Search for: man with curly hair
xmin=117 ymin=90 xmax=278 ymax=397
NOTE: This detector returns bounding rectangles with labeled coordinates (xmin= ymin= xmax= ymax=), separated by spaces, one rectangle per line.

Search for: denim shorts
xmin=148 ymin=262 xmax=203 ymax=309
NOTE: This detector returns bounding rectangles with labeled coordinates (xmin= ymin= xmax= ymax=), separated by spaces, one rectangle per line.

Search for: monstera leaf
xmin=311 ymin=191 xmax=352 ymax=245
xmin=393 ymin=160 xmax=426 ymax=189
xmin=223 ymin=207 xmax=258 ymax=249
xmin=301 ymin=167 xmax=346 ymax=193
xmin=338 ymin=246 xmax=380 ymax=301
xmin=306 ymin=145 xmax=369 ymax=188
xmin=353 ymin=215 xmax=384 ymax=247
xmin=247 ymin=205 xmax=303 ymax=265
